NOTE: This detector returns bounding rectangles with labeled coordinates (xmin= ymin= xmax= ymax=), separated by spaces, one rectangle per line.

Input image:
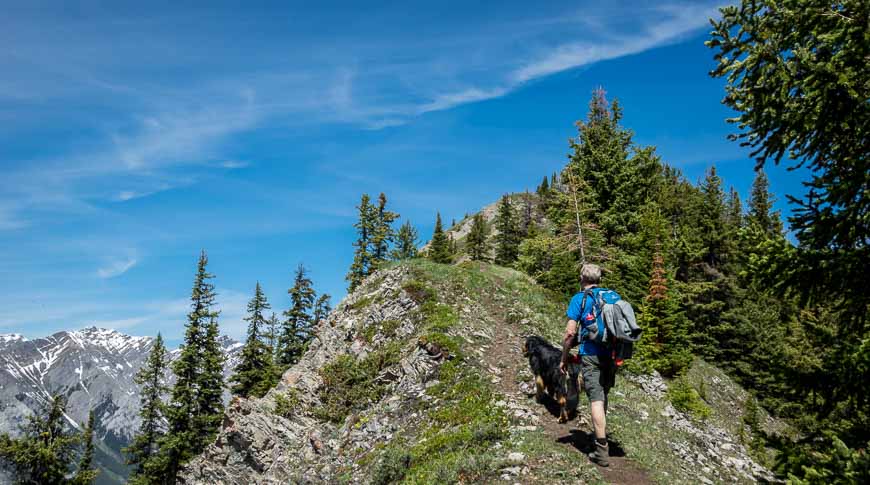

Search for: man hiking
xmin=560 ymin=263 xmax=616 ymax=467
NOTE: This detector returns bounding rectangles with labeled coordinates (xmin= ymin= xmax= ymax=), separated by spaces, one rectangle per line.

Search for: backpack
xmin=579 ymin=288 xmax=642 ymax=360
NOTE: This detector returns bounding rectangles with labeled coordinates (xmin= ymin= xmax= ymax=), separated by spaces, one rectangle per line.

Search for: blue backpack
xmin=579 ymin=288 xmax=642 ymax=359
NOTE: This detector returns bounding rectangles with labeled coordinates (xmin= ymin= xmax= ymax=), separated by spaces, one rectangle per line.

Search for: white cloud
xmin=416 ymin=87 xmax=510 ymax=114
xmin=219 ymin=160 xmax=250 ymax=169
xmin=511 ymin=4 xmax=718 ymax=84
xmin=97 ymin=257 xmax=138 ymax=278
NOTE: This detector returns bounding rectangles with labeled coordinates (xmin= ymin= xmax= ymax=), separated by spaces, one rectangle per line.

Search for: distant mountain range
xmin=0 ymin=327 xmax=243 ymax=485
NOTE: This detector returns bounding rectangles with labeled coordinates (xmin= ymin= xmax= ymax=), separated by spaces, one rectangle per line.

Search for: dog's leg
xmin=559 ymin=396 xmax=568 ymax=423
xmin=534 ymin=375 xmax=545 ymax=402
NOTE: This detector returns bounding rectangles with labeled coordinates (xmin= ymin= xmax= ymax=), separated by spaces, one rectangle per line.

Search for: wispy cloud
xmin=219 ymin=160 xmax=250 ymax=169
xmin=414 ymin=4 xmax=718 ymax=115
xmin=97 ymin=257 xmax=138 ymax=278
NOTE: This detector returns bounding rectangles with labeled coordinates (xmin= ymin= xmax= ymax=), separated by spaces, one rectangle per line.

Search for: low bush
xmin=313 ymin=342 xmax=403 ymax=423
xmin=273 ymin=389 xmax=300 ymax=418
xmin=667 ymin=375 xmax=711 ymax=420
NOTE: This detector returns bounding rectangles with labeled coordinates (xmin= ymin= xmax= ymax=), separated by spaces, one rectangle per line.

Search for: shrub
xmin=371 ymin=446 xmax=411 ymax=485
xmin=313 ymin=342 xmax=403 ymax=423
xmin=667 ymin=375 xmax=711 ymax=420
xmin=273 ymin=389 xmax=300 ymax=418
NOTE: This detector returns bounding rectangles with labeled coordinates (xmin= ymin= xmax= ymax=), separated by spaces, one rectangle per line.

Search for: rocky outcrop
xmin=179 ymin=266 xmax=437 ymax=483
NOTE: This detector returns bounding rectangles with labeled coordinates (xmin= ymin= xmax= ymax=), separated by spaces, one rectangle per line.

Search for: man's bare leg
xmin=590 ymin=400 xmax=606 ymax=439
xmin=589 ymin=400 xmax=609 ymax=466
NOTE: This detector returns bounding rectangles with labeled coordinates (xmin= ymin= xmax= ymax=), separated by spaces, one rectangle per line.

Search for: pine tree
xmin=494 ymin=195 xmax=519 ymax=266
xmin=347 ymin=194 xmax=375 ymax=292
xmin=370 ymin=193 xmax=399 ymax=271
xmin=160 ymin=250 xmax=219 ymax=481
xmin=278 ymin=264 xmax=316 ymax=367
xmin=391 ymin=220 xmax=419 ymax=260
xmin=537 ymin=176 xmax=549 ymax=195
xmin=465 ymin=213 xmax=489 ymax=261
xmin=428 ymin=213 xmax=452 ymax=264
xmin=125 ymin=333 xmax=168 ymax=480
xmin=72 ymin=411 xmax=97 ymax=484
xmin=521 ymin=190 xmax=533 ymax=237
xmin=537 ymin=176 xmax=551 ymax=212
xmin=566 ymin=88 xmax=660 ymax=244
xmin=748 ymin=168 xmax=782 ymax=237
xmin=728 ymin=187 xmax=744 ymax=230
xmin=231 ymin=282 xmax=277 ymax=399
xmin=266 ymin=312 xmax=279 ymax=360
xmin=194 ymin=317 xmax=225 ymax=449
xmin=313 ymin=294 xmax=332 ymax=324
xmin=0 ymin=395 xmax=81 ymax=485
xmin=699 ymin=166 xmax=729 ymax=269
xmin=635 ymin=246 xmax=692 ymax=377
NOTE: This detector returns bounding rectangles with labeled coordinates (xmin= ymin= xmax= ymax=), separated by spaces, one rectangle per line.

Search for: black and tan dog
xmin=523 ymin=335 xmax=581 ymax=423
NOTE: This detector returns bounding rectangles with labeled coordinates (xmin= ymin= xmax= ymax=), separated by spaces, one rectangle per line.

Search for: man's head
xmin=580 ymin=263 xmax=601 ymax=288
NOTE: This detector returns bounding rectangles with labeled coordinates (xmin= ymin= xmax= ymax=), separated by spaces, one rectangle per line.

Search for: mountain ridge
xmin=0 ymin=326 xmax=243 ymax=485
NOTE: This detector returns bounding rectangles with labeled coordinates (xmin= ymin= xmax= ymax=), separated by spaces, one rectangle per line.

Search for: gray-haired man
xmin=560 ymin=263 xmax=616 ymax=467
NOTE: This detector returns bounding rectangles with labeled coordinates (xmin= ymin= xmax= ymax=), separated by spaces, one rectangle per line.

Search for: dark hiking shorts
xmin=581 ymin=354 xmax=616 ymax=403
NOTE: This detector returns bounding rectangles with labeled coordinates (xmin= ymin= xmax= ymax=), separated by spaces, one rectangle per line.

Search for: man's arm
xmin=560 ymin=319 xmax=578 ymax=374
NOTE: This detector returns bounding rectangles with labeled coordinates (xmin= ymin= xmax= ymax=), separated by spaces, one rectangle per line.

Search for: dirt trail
xmin=485 ymin=325 xmax=654 ymax=485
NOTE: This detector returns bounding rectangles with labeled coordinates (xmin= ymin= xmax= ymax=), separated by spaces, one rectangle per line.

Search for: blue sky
xmin=0 ymin=1 xmax=807 ymax=344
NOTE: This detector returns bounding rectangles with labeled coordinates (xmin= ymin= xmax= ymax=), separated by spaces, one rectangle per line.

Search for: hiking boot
xmin=589 ymin=440 xmax=609 ymax=467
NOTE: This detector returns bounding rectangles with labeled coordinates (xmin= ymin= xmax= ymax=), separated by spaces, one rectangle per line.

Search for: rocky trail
xmin=482 ymin=317 xmax=654 ymax=485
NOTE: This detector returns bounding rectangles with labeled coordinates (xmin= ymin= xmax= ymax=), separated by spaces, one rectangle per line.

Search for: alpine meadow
xmin=0 ymin=1 xmax=867 ymax=484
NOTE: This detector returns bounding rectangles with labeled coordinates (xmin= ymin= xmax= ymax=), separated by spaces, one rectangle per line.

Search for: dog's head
xmin=523 ymin=335 xmax=549 ymax=357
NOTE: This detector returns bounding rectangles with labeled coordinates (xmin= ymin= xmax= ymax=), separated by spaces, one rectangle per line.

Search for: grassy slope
xmin=328 ymin=259 xmax=772 ymax=484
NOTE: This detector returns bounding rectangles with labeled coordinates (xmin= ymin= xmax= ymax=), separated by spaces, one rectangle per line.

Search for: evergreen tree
xmin=748 ymin=168 xmax=782 ymax=236
xmin=465 ymin=213 xmax=489 ymax=261
xmin=521 ymin=190 xmax=533 ymax=237
xmin=231 ymin=282 xmax=277 ymax=399
xmin=278 ymin=264 xmax=316 ymax=367
xmin=566 ymin=88 xmax=660 ymax=244
xmin=494 ymin=195 xmax=520 ymax=266
xmin=195 ymin=317 xmax=225 ymax=450
xmin=711 ymin=5 xmax=870 ymax=470
xmin=72 ymin=411 xmax=97 ymax=484
xmin=0 ymin=395 xmax=81 ymax=485
xmin=727 ymin=187 xmax=744 ymax=230
xmin=160 ymin=250 xmax=219 ymax=481
xmin=428 ymin=213 xmax=452 ymax=264
xmin=537 ymin=176 xmax=549 ymax=195
xmin=125 ymin=333 xmax=168 ymax=480
xmin=634 ymin=246 xmax=692 ymax=377
xmin=346 ymin=194 xmax=375 ymax=292
xmin=370 ymin=193 xmax=399 ymax=271
xmin=448 ymin=233 xmax=457 ymax=257
xmin=391 ymin=220 xmax=419 ymax=260
xmin=537 ymin=176 xmax=551 ymax=212
xmin=698 ymin=166 xmax=729 ymax=269
xmin=266 ymin=312 xmax=280 ymax=360
xmin=313 ymin=294 xmax=332 ymax=324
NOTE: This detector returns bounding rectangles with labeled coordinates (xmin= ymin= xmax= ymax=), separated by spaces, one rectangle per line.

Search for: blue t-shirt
xmin=566 ymin=287 xmax=608 ymax=356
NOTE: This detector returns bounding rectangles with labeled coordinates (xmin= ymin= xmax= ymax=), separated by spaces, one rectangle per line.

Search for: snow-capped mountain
xmin=0 ymin=327 xmax=243 ymax=484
